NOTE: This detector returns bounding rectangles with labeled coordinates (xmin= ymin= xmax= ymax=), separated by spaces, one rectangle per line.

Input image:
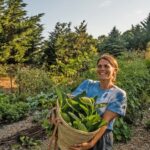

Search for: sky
xmin=24 ymin=0 xmax=150 ymax=39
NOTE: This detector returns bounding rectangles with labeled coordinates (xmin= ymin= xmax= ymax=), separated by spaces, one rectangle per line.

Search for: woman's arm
xmin=70 ymin=110 xmax=118 ymax=150
xmin=89 ymin=110 xmax=118 ymax=146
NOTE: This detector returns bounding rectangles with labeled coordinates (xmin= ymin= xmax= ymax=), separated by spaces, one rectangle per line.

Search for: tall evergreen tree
xmin=0 ymin=0 xmax=44 ymax=64
xmin=98 ymin=26 xmax=125 ymax=56
xmin=121 ymin=30 xmax=134 ymax=50
xmin=42 ymin=21 xmax=97 ymax=78
xmin=141 ymin=13 xmax=150 ymax=48
xmin=41 ymin=22 xmax=71 ymax=66
xmin=129 ymin=25 xmax=145 ymax=50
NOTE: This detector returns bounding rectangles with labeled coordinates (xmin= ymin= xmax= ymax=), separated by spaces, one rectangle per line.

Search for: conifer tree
xmin=141 ymin=13 xmax=150 ymax=48
xmin=0 ymin=0 xmax=44 ymax=64
xmin=42 ymin=21 xmax=97 ymax=78
xmin=98 ymin=26 xmax=125 ymax=56
xmin=42 ymin=22 xmax=72 ymax=66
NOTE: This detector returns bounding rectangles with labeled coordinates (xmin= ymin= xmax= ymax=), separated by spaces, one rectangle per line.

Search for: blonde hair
xmin=97 ymin=54 xmax=119 ymax=82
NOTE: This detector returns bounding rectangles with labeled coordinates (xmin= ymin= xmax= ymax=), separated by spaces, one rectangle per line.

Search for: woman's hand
xmin=69 ymin=141 xmax=94 ymax=150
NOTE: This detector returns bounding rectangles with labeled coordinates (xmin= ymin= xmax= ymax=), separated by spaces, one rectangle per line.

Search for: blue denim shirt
xmin=71 ymin=79 xmax=127 ymax=130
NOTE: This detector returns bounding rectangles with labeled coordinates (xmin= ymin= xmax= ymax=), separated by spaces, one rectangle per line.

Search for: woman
xmin=69 ymin=54 xmax=127 ymax=150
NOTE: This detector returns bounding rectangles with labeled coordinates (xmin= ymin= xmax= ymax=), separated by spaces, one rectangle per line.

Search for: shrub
xmin=113 ymin=118 xmax=132 ymax=142
xmin=15 ymin=66 xmax=52 ymax=98
xmin=117 ymin=55 xmax=150 ymax=124
xmin=0 ymin=92 xmax=29 ymax=123
xmin=0 ymin=64 xmax=7 ymax=77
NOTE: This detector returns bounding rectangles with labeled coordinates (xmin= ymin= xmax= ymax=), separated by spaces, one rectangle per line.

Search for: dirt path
xmin=114 ymin=109 xmax=150 ymax=150
xmin=114 ymin=126 xmax=150 ymax=150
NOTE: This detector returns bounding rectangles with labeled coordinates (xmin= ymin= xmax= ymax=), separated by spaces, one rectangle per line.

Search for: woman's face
xmin=97 ymin=59 xmax=115 ymax=81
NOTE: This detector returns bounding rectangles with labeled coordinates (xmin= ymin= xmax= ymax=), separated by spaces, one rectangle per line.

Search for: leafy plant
xmin=15 ymin=67 xmax=52 ymax=98
xmin=0 ymin=92 xmax=29 ymax=123
xmin=117 ymin=53 xmax=150 ymax=124
xmin=19 ymin=135 xmax=41 ymax=148
xmin=113 ymin=118 xmax=132 ymax=142
xmin=57 ymin=90 xmax=107 ymax=132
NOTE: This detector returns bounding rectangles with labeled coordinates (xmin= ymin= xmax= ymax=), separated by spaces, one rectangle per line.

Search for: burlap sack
xmin=57 ymin=107 xmax=99 ymax=150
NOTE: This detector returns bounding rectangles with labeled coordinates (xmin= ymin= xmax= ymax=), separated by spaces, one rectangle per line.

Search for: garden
xmin=0 ymin=0 xmax=150 ymax=149
xmin=0 ymin=52 xmax=150 ymax=150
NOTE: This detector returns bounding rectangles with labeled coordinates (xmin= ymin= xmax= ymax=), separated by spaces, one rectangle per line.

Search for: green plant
xmin=27 ymin=92 xmax=57 ymax=111
xmin=0 ymin=92 xmax=29 ymax=123
xmin=0 ymin=64 xmax=8 ymax=77
xmin=41 ymin=118 xmax=53 ymax=135
xmin=113 ymin=118 xmax=132 ymax=142
xmin=15 ymin=66 xmax=52 ymax=97
xmin=117 ymin=54 xmax=150 ymax=124
xmin=57 ymin=90 xmax=107 ymax=132
xmin=19 ymin=135 xmax=41 ymax=148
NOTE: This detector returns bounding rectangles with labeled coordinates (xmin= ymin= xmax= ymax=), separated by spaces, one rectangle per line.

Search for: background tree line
xmin=0 ymin=0 xmax=150 ymax=71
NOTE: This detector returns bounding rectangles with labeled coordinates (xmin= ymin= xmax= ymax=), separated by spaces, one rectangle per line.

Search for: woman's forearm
xmin=90 ymin=125 xmax=108 ymax=146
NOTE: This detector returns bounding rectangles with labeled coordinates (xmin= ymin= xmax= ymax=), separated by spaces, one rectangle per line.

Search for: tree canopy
xmin=0 ymin=0 xmax=44 ymax=64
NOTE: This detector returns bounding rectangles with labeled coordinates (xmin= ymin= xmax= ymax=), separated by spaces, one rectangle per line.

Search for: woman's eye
xmin=97 ymin=64 xmax=109 ymax=68
xmin=104 ymin=65 xmax=109 ymax=68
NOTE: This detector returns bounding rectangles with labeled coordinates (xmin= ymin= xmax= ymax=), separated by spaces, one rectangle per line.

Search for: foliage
xmin=27 ymin=92 xmax=57 ymax=111
xmin=0 ymin=64 xmax=7 ymax=76
xmin=0 ymin=92 xmax=29 ymax=123
xmin=141 ymin=13 xmax=150 ymax=47
xmin=42 ymin=21 xmax=98 ymax=84
xmin=19 ymin=135 xmax=41 ymax=148
xmin=41 ymin=22 xmax=72 ymax=66
xmin=121 ymin=13 xmax=150 ymax=51
xmin=113 ymin=118 xmax=132 ymax=142
xmin=27 ymin=92 xmax=57 ymax=135
xmin=117 ymin=52 xmax=150 ymax=124
xmin=98 ymin=26 xmax=126 ymax=56
xmin=15 ymin=66 xmax=52 ymax=97
xmin=57 ymin=90 xmax=107 ymax=132
xmin=145 ymin=58 xmax=150 ymax=71
xmin=0 ymin=0 xmax=44 ymax=64
xmin=127 ymin=25 xmax=145 ymax=50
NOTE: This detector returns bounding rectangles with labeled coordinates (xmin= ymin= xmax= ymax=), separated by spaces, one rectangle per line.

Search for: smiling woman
xmin=96 ymin=54 xmax=119 ymax=88
xmin=69 ymin=54 xmax=127 ymax=150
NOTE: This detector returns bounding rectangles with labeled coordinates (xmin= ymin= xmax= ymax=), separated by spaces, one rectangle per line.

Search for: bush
xmin=0 ymin=64 xmax=8 ymax=77
xmin=0 ymin=92 xmax=29 ymax=123
xmin=117 ymin=54 xmax=150 ymax=124
xmin=15 ymin=66 xmax=52 ymax=98
xmin=113 ymin=118 xmax=132 ymax=142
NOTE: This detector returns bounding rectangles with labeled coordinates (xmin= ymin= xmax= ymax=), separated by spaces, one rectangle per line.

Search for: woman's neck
xmin=100 ymin=80 xmax=114 ymax=90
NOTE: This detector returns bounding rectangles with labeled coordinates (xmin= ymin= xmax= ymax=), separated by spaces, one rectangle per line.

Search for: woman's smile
xmin=97 ymin=59 xmax=115 ymax=81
